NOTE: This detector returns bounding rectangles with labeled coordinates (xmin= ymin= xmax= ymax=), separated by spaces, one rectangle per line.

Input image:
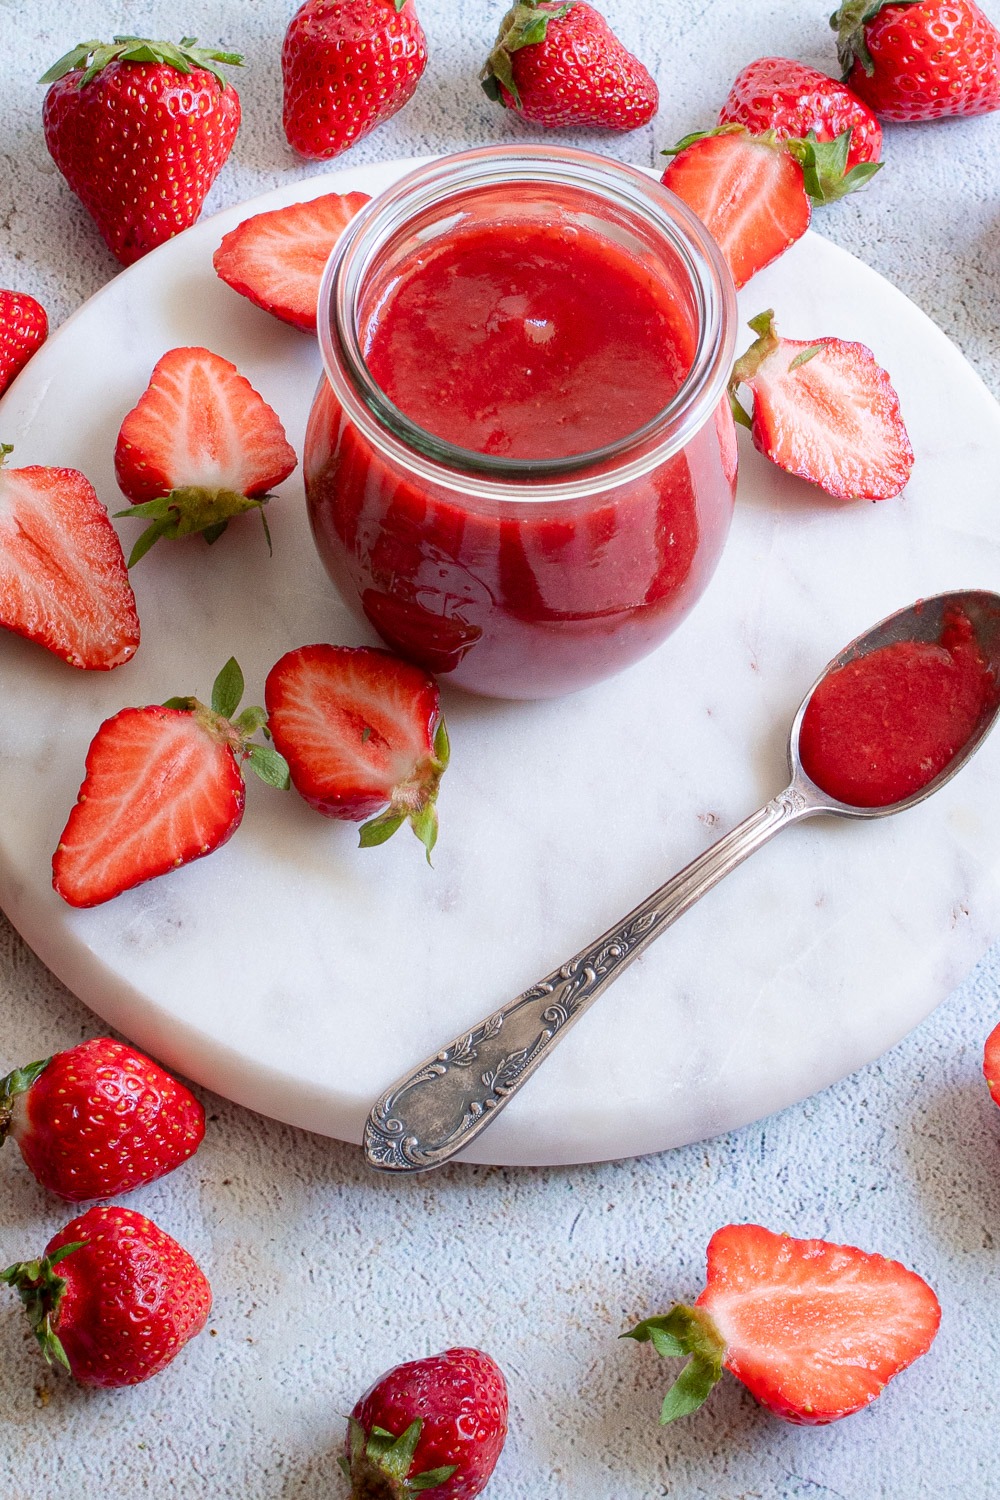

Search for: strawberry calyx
xmin=0 ymin=1241 xmax=85 ymax=1372
xmin=40 ymin=36 xmax=244 ymax=90
xmin=622 ymin=1304 xmax=727 ymax=1423
xmin=339 ymin=1414 xmax=458 ymax=1497
xmin=662 ymin=123 xmax=877 ymax=203
xmin=480 ymin=1 xmax=575 ymax=106
xmin=359 ymin=717 xmax=450 ymax=864
xmin=163 ymin=657 xmax=291 ymax=791
xmin=0 ymin=1058 xmax=50 ymax=1146
xmin=728 ymin=309 xmax=825 ymax=427
xmin=830 ymin=0 xmax=922 ymax=79
xmin=114 ymin=486 xmax=274 ymax=568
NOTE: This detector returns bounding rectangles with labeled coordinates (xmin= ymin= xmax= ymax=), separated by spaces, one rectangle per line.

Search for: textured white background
xmin=3 ymin=1 xmax=1000 ymax=1496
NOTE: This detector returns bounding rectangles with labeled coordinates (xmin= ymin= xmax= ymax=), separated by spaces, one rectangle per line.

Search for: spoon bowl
xmin=365 ymin=589 xmax=1000 ymax=1173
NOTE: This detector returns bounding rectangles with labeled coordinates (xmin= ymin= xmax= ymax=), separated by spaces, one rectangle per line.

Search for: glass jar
xmin=305 ymin=146 xmax=738 ymax=700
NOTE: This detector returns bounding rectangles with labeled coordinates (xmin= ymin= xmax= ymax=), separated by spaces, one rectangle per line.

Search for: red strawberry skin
xmin=483 ymin=1 xmax=658 ymax=129
xmin=265 ymin=644 xmax=443 ymax=821
xmin=835 ymin=0 xmax=1000 ymax=121
xmin=698 ymin=1225 xmax=941 ymax=1424
xmin=42 ymin=46 xmax=241 ymax=266
xmin=985 ymin=1019 xmax=1000 ymax=1106
xmin=282 ymin=0 xmax=428 ymax=160
xmin=31 ymin=1206 xmax=210 ymax=1386
xmin=348 ymin=1348 xmax=508 ymax=1500
xmin=213 ymin=192 xmax=371 ymax=333
xmin=0 ymin=458 xmax=140 ymax=670
xmin=1 ymin=1037 xmax=205 ymax=1202
xmin=52 ymin=705 xmax=246 ymax=907
xmin=0 ymin=290 xmax=48 ymax=396
xmin=718 ymin=57 xmax=882 ymax=169
xmin=114 ymin=346 xmax=297 ymax=507
xmin=662 ymin=131 xmax=811 ymax=290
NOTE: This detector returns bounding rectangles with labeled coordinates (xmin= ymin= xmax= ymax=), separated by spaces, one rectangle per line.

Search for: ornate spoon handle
xmin=364 ymin=783 xmax=819 ymax=1172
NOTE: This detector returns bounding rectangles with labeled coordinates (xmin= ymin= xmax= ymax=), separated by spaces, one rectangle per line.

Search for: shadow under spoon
xmin=364 ymin=588 xmax=1000 ymax=1174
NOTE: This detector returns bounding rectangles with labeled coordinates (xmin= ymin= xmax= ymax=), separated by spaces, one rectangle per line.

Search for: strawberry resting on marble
xmin=0 ymin=289 xmax=48 ymax=396
xmin=625 ymin=1223 xmax=941 ymax=1425
xmin=728 ymin=309 xmax=914 ymax=500
xmin=481 ymin=0 xmax=659 ymax=130
xmin=343 ymin=1347 xmax=508 ymax=1499
xmin=264 ymin=644 xmax=449 ymax=861
xmin=717 ymin=56 xmax=883 ymax=171
xmin=41 ymin=36 xmax=243 ymax=266
xmin=0 ymin=444 xmax=139 ymax=670
xmin=114 ymin=345 xmax=297 ymax=564
xmin=52 ymin=658 xmax=289 ymax=908
xmin=213 ymin=191 xmax=371 ymax=334
xmin=0 ymin=1036 xmax=205 ymax=1201
xmin=661 ymin=124 xmax=874 ymax=290
xmin=831 ymin=0 xmax=1000 ymax=123
xmin=1 ymin=1205 xmax=211 ymax=1386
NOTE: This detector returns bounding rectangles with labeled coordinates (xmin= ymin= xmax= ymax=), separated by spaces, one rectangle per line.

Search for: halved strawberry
xmin=985 ymin=1020 xmax=1000 ymax=1107
xmin=264 ymin=644 xmax=449 ymax=860
xmin=625 ymin=1223 xmax=941 ymax=1425
xmin=114 ymin=346 xmax=298 ymax=564
xmin=52 ymin=659 xmax=289 ymax=907
xmin=213 ymin=192 xmax=371 ymax=334
xmin=0 ymin=444 xmax=139 ymax=670
xmin=729 ymin=309 xmax=913 ymax=500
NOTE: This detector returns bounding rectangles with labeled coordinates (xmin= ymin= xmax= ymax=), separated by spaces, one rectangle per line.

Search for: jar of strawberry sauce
xmin=305 ymin=146 xmax=738 ymax=700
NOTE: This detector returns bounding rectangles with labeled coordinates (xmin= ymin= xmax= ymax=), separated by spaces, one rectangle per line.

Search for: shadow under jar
xmin=306 ymin=146 xmax=739 ymax=700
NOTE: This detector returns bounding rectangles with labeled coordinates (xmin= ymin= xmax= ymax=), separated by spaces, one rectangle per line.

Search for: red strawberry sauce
xmin=306 ymin=171 xmax=737 ymax=699
xmin=799 ymin=608 xmax=997 ymax=807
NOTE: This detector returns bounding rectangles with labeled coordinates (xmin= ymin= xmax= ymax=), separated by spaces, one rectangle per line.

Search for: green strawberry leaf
xmin=212 ymin=658 xmax=244 ymax=719
xmin=0 ymin=1058 xmax=51 ymax=1143
xmin=359 ymin=810 xmax=406 ymax=848
xmin=622 ymin=1304 xmax=726 ymax=1424
xmin=246 ymin=744 xmax=291 ymax=790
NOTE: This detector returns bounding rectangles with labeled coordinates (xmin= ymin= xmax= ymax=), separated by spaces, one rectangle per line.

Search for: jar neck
xmin=317 ymin=146 xmax=737 ymax=501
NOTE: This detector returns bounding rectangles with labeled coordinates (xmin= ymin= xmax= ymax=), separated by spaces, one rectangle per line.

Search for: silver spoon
xmin=364 ymin=589 xmax=1000 ymax=1173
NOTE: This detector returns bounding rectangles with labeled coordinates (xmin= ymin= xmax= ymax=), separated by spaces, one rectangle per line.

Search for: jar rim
xmin=316 ymin=146 xmax=738 ymax=503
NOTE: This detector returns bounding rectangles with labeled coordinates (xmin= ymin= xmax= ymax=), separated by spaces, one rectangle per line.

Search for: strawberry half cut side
xmin=265 ymin=644 xmax=449 ymax=862
xmin=624 ymin=1223 xmax=941 ymax=1426
xmin=114 ymin=346 xmax=297 ymax=564
xmin=729 ymin=309 xmax=914 ymax=500
xmin=52 ymin=658 xmax=289 ymax=907
xmin=213 ymin=192 xmax=371 ymax=334
xmin=0 ymin=445 xmax=139 ymax=669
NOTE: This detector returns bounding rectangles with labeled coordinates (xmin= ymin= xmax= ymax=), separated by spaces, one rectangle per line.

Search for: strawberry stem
xmin=114 ymin=487 xmax=273 ymax=567
xmin=341 ymin=1415 xmax=458 ymax=1497
xmin=0 ymin=1058 xmax=51 ymax=1145
xmin=622 ymin=1304 xmax=727 ymax=1423
xmin=830 ymin=0 xmax=922 ymax=79
xmin=40 ymin=36 xmax=244 ymax=89
xmin=0 ymin=1242 xmax=86 ymax=1372
xmin=480 ymin=1 xmax=575 ymax=107
xmin=162 ymin=660 xmax=291 ymax=790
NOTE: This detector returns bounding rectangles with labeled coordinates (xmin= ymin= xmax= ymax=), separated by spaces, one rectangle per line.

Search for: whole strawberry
xmin=41 ymin=36 xmax=243 ymax=265
xmin=626 ymin=1223 xmax=940 ymax=1425
xmin=0 ymin=290 xmax=48 ymax=396
xmin=0 ymin=1037 xmax=204 ymax=1201
xmin=1 ymin=1205 xmax=211 ymax=1386
xmin=985 ymin=1018 xmax=1000 ymax=1106
xmin=831 ymin=0 xmax=1000 ymax=120
xmin=718 ymin=56 xmax=883 ymax=170
xmin=282 ymin=0 xmax=428 ymax=160
xmin=481 ymin=0 xmax=658 ymax=129
xmin=342 ymin=1347 xmax=508 ymax=1499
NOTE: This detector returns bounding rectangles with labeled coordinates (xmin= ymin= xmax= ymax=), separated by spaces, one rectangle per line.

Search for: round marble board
xmin=2 ymin=156 xmax=999 ymax=1168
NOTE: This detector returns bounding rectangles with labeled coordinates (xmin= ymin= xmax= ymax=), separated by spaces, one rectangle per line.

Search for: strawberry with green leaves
xmin=282 ymin=0 xmax=428 ymax=160
xmin=625 ymin=1223 xmax=941 ymax=1425
xmin=718 ymin=56 xmax=883 ymax=169
xmin=2 ymin=1205 xmax=211 ymax=1386
xmin=264 ymin=644 xmax=449 ymax=861
xmin=0 ymin=444 xmax=139 ymax=670
xmin=729 ymin=309 xmax=914 ymax=501
xmin=343 ymin=1347 xmax=508 ymax=1498
xmin=1 ymin=1037 xmax=204 ymax=1201
xmin=0 ymin=290 xmax=48 ymax=396
xmin=114 ymin=346 xmax=297 ymax=564
xmin=481 ymin=0 xmax=658 ymax=129
xmin=662 ymin=124 xmax=878 ymax=290
xmin=52 ymin=659 xmax=289 ymax=908
xmin=832 ymin=0 xmax=1000 ymax=121
xmin=41 ymin=37 xmax=242 ymax=266
xmin=213 ymin=192 xmax=371 ymax=334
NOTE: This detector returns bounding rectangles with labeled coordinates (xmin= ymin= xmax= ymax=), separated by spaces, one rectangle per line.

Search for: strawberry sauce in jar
xmin=306 ymin=147 xmax=738 ymax=699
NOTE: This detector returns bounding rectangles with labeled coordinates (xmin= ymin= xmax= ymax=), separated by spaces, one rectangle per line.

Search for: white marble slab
xmin=1 ymin=159 xmax=999 ymax=1166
